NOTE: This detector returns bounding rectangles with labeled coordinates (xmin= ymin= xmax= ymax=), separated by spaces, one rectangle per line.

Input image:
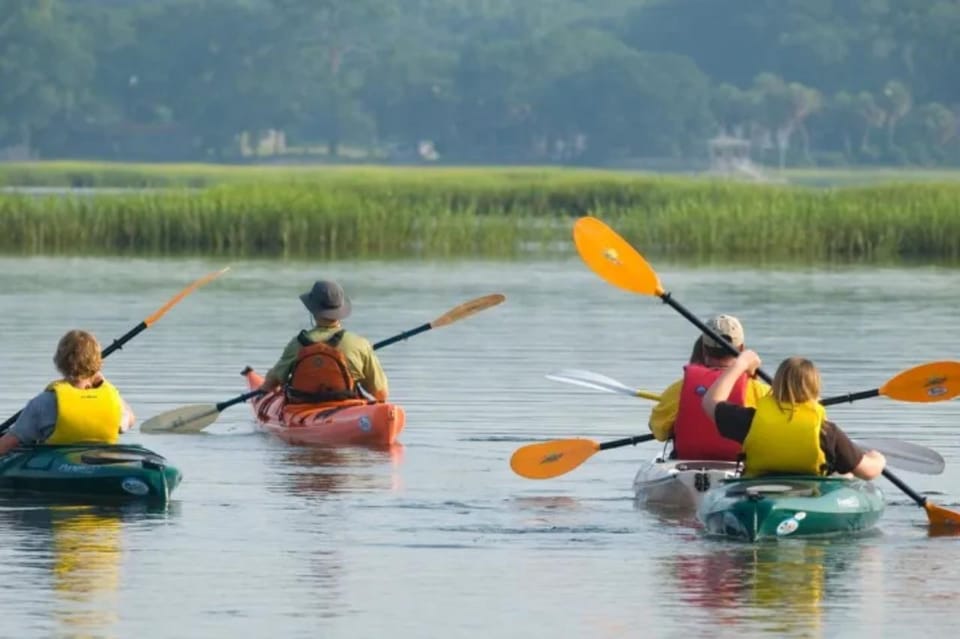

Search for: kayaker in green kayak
xmin=648 ymin=315 xmax=771 ymax=461
xmin=0 ymin=330 xmax=136 ymax=455
xmin=258 ymin=279 xmax=390 ymax=404
xmin=701 ymin=350 xmax=887 ymax=479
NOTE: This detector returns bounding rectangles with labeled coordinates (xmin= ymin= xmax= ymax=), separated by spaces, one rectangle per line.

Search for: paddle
xmin=515 ymin=369 xmax=946 ymax=479
xmin=140 ymin=293 xmax=507 ymax=433
xmin=510 ymin=435 xmax=656 ymax=479
xmin=0 ymin=267 xmax=230 ymax=435
xmin=573 ymin=215 xmax=960 ymax=526
xmin=510 ymin=432 xmax=944 ymax=480
xmin=545 ymin=369 xmax=661 ymax=400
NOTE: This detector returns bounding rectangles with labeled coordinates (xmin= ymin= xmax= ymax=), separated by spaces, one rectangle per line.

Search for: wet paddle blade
xmin=572 ymin=217 xmax=664 ymax=296
xmin=545 ymin=369 xmax=662 ymax=401
xmin=853 ymin=437 xmax=945 ymax=475
xmin=431 ymin=293 xmax=506 ymax=328
xmin=145 ymin=267 xmax=230 ymax=327
xmin=140 ymin=405 xmax=221 ymax=433
xmin=510 ymin=438 xmax=600 ymax=479
xmin=925 ymin=501 xmax=960 ymax=527
xmin=879 ymin=361 xmax=960 ymax=403
xmin=546 ymin=369 xmax=638 ymax=397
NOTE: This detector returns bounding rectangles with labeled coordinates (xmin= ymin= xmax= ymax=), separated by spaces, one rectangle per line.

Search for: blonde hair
xmin=53 ymin=330 xmax=102 ymax=380
xmin=771 ymin=357 xmax=821 ymax=407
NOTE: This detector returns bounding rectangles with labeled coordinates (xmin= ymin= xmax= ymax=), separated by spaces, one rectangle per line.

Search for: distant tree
xmin=0 ymin=0 xmax=94 ymax=151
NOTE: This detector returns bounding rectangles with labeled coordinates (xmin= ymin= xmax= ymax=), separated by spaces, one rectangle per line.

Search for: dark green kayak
xmin=0 ymin=443 xmax=182 ymax=504
xmin=697 ymin=476 xmax=885 ymax=542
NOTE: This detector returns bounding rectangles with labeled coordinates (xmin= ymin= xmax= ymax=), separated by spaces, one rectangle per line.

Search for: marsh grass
xmin=2 ymin=163 xmax=958 ymax=261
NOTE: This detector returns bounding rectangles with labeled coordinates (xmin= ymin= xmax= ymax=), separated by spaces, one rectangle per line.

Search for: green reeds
xmin=2 ymin=164 xmax=959 ymax=261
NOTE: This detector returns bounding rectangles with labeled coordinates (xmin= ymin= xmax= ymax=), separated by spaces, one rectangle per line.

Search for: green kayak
xmin=0 ymin=443 xmax=182 ymax=505
xmin=697 ymin=476 xmax=885 ymax=542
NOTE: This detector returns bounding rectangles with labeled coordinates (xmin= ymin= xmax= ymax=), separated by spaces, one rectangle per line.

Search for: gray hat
xmin=702 ymin=314 xmax=744 ymax=349
xmin=299 ymin=280 xmax=352 ymax=320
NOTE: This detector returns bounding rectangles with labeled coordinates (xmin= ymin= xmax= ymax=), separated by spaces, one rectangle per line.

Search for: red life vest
xmin=285 ymin=330 xmax=363 ymax=405
xmin=673 ymin=363 xmax=748 ymax=460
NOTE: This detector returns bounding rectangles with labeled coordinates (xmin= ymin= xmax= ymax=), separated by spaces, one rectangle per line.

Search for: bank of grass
xmin=1 ymin=162 xmax=959 ymax=261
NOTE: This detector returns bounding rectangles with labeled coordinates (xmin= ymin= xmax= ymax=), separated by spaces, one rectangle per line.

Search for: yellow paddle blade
xmin=431 ymin=293 xmax=506 ymax=328
xmin=510 ymin=438 xmax=601 ymax=479
xmin=572 ymin=216 xmax=664 ymax=296
xmin=925 ymin=501 xmax=960 ymax=527
xmin=879 ymin=361 xmax=960 ymax=403
xmin=144 ymin=266 xmax=230 ymax=327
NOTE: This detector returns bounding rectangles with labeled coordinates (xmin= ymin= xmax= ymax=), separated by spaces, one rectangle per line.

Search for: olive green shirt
xmin=265 ymin=326 xmax=389 ymax=398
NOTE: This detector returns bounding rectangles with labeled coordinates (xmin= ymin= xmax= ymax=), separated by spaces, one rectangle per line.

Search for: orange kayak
xmin=243 ymin=368 xmax=406 ymax=446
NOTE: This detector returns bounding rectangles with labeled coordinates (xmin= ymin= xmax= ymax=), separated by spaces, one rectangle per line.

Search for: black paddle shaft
xmin=598 ymin=434 xmax=656 ymax=451
xmin=660 ymin=291 xmax=928 ymax=508
xmin=372 ymin=323 xmax=431 ymax=350
xmin=217 ymin=389 xmax=264 ymax=412
xmin=0 ymin=321 xmax=149 ymax=434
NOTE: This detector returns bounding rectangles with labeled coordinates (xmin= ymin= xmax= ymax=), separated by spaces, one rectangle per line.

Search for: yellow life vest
xmin=44 ymin=380 xmax=122 ymax=445
xmin=741 ymin=395 xmax=828 ymax=478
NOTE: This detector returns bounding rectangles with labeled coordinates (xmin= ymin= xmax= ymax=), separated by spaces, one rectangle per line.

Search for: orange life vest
xmin=285 ymin=330 xmax=363 ymax=405
xmin=673 ymin=363 xmax=747 ymax=460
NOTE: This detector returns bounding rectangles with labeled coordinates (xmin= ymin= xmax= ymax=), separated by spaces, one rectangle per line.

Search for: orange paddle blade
xmin=431 ymin=293 xmax=506 ymax=328
xmin=572 ymin=217 xmax=664 ymax=296
xmin=925 ymin=501 xmax=960 ymax=527
xmin=144 ymin=266 xmax=231 ymax=326
xmin=510 ymin=438 xmax=600 ymax=479
xmin=879 ymin=361 xmax=960 ymax=403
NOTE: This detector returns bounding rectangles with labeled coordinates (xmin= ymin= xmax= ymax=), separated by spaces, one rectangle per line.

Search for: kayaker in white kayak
xmin=0 ymin=330 xmax=136 ymax=455
xmin=701 ymin=350 xmax=887 ymax=479
xmin=258 ymin=279 xmax=390 ymax=404
xmin=648 ymin=315 xmax=770 ymax=460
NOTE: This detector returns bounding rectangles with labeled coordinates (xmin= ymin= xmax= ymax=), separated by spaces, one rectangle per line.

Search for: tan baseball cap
xmin=702 ymin=314 xmax=744 ymax=349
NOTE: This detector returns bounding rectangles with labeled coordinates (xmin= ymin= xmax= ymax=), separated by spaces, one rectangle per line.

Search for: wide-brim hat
xmin=299 ymin=280 xmax=352 ymax=320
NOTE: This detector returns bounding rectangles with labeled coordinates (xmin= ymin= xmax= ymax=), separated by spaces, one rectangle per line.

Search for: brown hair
xmin=53 ymin=330 xmax=102 ymax=380
xmin=771 ymin=357 xmax=821 ymax=406
xmin=689 ymin=336 xmax=706 ymax=365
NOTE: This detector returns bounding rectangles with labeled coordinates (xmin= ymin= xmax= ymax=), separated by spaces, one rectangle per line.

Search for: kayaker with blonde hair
xmin=701 ymin=350 xmax=887 ymax=480
xmin=259 ymin=279 xmax=389 ymax=404
xmin=0 ymin=330 xmax=136 ymax=455
xmin=648 ymin=315 xmax=770 ymax=460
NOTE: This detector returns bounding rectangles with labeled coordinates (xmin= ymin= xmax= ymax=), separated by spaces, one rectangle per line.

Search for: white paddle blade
xmin=545 ymin=369 xmax=637 ymax=397
xmin=853 ymin=437 xmax=945 ymax=475
xmin=140 ymin=404 xmax=221 ymax=433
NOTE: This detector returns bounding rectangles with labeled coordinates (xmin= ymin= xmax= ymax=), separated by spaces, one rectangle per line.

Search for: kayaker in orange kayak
xmin=701 ymin=350 xmax=887 ymax=479
xmin=259 ymin=280 xmax=390 ymax=404
xmin=648 ymin=315 xmax=770 ymax=460
xmin=0 ymin=329 xmax=136 ymax=455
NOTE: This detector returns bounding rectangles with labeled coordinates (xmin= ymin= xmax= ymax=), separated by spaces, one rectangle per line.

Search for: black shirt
xmin=713 ymin=402 xmax=865 ymax=474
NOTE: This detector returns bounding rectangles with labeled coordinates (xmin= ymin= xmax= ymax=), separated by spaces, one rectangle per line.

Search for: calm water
xmin=1 ymin=256 xmax=960 ymax=639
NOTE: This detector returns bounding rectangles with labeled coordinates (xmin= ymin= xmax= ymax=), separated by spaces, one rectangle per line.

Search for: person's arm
xmin=0 ymin=433 xmax=20 ymax=455
xmin=648 ymin=380 xmax=682 ymax=441
xmin=4 ymin=392 xmax=56 ymax=450
xmin=260 ymin=337 xmax=301 ymax=392
xmin=852 ymin=451 xmax=887 ymax=480
xmin=824 ymin=421 xmax=886 ymax=480
xmin=701 ymin=350 xmax=761 ymax=419
xmin=361 ymin=348 xmax=389 ymax=403
xmin=119 ymin=397 xmax=136 ymax=432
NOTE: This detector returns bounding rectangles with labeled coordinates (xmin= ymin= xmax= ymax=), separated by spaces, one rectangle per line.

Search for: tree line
xmin=2 ymin=0 xmax=958 ymax=167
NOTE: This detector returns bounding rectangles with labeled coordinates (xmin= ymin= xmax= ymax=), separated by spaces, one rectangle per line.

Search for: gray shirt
xmin=9 ymin=391 xmax=58 ymax=444
xmin=8 ymin=389 xmax=132 ymax=445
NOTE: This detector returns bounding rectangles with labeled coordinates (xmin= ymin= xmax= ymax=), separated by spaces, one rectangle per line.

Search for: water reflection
xmin=269 ymin=444 xmax=405 ymax=498
xmin=0 ymin=502 xmax=170 ymax=639
xmin=662 ymin=541 xmax=871 ymax=638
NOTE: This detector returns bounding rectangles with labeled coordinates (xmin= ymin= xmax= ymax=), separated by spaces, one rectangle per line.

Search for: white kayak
xmin=633 ymin=457 xmax=741 ymax=510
